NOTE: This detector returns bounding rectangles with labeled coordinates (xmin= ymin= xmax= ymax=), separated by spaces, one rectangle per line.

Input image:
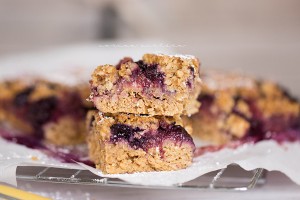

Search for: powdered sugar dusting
xmin=156 ymin=53 xmax=196 ymax=60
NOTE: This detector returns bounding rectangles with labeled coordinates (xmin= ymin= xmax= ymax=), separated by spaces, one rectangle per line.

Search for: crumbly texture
xmin=93 ymin=141 xmax=194 ymax=174
xmin=89 ymin=53 xmax=201 ymax=116
xmin=44 ymin=116 xmax=86 ymax=146
xmin=87 ymin=111 xmax=195 ymax=174
xmin=0 ymin=79 xmax=92 ymax=146
xmin=189 ymin=70 xmax=300 ymax=145
xmin=0 ymin=79 xmax=65 ymax=102
xmin=0 ymin=110 xmax=33 ymax=134
xmin=0 ymin=80 xmax=29 ymax=100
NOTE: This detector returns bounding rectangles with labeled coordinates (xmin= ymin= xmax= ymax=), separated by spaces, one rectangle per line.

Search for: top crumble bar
xmin=89 ymin=53 xmax=201 ymax=116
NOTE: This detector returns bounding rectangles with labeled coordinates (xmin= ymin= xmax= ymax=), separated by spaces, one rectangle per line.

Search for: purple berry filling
xmin=197 ymin=94 xmax=218 ymax=119
xmin=116 ymin=60 xmax=168 ymax=96
xmin=186 ymin=66 xmax=195 ymax=88
xmin=110 ymin=121 xmax=195 ymax=156
xmin=243 ymin=99 xmax=300 ymax=143
xmin=13 ymin=87 xmax=34 ymax=107
xmin=135 ymin=60 xmax=165 ymax=87
xmin=54 ymin=91 xmax=88 ymax=120
xmin=92 ymin=59 xmax=169 ymax=98
xmin=110 ymin=124 xmax=143 ymax=146
xmin=28 ymin=97 xmax=58 ymax=126
xmin=198 ymin=94 xmax=215 ymax=113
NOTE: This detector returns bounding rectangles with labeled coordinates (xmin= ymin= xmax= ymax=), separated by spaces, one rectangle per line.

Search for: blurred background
xmin=0 ymin=0 xmax=299 ymax=95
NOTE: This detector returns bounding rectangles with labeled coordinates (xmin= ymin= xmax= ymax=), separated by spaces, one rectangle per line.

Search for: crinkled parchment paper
xmin=1 ymin=138 xmax=300 ymax=186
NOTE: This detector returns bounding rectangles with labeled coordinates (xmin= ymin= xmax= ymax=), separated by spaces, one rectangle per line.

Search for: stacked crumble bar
xmin=88 ymin=53 xmax=201 ymax=174
xmin=0 ymin=80 xmax=92 ymax=146
xmin=189 ymin=70 xmax=300 ymax=145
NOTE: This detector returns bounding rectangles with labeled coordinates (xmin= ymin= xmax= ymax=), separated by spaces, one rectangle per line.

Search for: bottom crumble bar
xmin=87 ymin=111 xmax=195 ymax=174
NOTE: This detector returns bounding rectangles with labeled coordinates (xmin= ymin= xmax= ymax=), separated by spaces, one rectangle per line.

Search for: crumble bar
xmin=89 ymin=53 xmax=201 ymax=116
xmin=87 ymin=111 xmax=195 ymax=174
xmin=0 ymin=79 xmax=93 ymax=146
xmin=189 ymin=70 xmax=300 ymax=145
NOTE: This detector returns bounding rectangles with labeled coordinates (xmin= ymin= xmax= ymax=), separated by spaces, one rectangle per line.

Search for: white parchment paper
xmin=1 ymin=137 xmax=300 ymax=186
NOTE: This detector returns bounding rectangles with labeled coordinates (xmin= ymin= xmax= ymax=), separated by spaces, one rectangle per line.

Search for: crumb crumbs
xmin=31 ymin=156 xmax=39 ymax=161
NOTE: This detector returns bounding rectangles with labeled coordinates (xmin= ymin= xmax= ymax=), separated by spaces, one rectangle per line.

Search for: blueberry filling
xmin=197 ymin=94 xmax=215 ymax=116
xmin=28 ymin=96 xmax=58 ymax=127
xmin=93 ymin=59 xmax=168 ymax=97
xmin=244 ymin=100 xmax=300 ymax=142
xmin=135 ymin=60 xmax=165 ymax=87
xmin=110 ymin=124 xmax=143 ymax=143
xmin=110 ymin=60 xmax=167 ymax=96
xmin=186 ymin=66 xmax=195 ymax=88
xmin=198 ymin=94 xmax=215 ymax=109
xmin=158 ymin=121 xmax=194 ymax=144
xmin=110 ymin=121 xmax=195 ymax=156
xmin=56 ymin=92 xmax=88 ymax=120
xmin=13 ymin=87 xmax=34 ymax=107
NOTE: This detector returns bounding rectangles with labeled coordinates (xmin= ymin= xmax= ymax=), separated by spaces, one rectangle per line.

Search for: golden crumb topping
xmin=224 ymin=114 xmax=250 ymax=138
xmin=0 ymin=80 xmax=28 ymax=99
